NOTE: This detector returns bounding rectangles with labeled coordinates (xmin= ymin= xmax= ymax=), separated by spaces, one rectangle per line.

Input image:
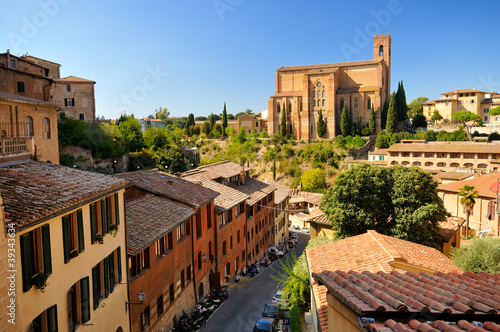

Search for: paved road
xmin=200 ymin=231 xmax=309 ymax=332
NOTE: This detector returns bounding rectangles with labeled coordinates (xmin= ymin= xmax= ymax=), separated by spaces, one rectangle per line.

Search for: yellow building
xmin=0 ymin=161 xmax=130 ymax=332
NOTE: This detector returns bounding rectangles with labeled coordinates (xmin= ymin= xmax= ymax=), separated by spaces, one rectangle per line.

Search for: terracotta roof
xmin=387 ymin=141 xmax=500 ymax=153
xmin=439 ymin=216 xmax=466 ymax=242
xmin=304 ymin=208 xmax=329 ymax=225
xmin=278 ymin=59 xmax=382 ymax=72
xmin=482 ymin=98 xmax=493 ymax=105
xmin=264 ymin=181 xmax=291 ymax=205
xmin=337 ymin=86 xmax=379 ymax=94
xmin=189 ymin=161 xmax=251 ymax=179
xmin=226 ymin=177 xmax=275 ymax=206
xmin=371 ymin=148 xmax=388 ymax=155
xmin=439 ymin=171 xmax=475 ymax=181
xmin=290 ymin=192 xmax=323 ymax=206
xmin=182 ymin=174 xmax=249 ymax=213
xmin=306 ymin=230 xmax=461 ymax=332
xmin=442 ymin=89 xmax=492 ymax=95
xmin=125 ymin=194 xmax=194 ymax=255
xmin=55 ymin=76 xmax=95 ymax=83
xmin=115 ymin=169 xmax=218 ymax=208
xmin=313 ymin=270 xmax=500 ymax=329
xmin=368 ymin=319 xmax=500 ymax=331
xmin=0 ymin=161 xmax=130 ymax=230
xmin=438 ymin=172 xmax=500 ymax=199
xmin=435 ymin=97 xmax=457 ymax=102
xmin=422 ymin=100 xmax=437 ymax=105
xmin=0 ymin=91 xmax=58 ymax=107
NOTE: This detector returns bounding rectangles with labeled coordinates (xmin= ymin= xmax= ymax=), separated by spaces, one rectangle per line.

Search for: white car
xmin=268 ymin=246 xmax=284 ymax=257
xmin=272 ymin=291 xmax=291 ymax=306
xmin=302 ymin=227 xmax=310 ymax=234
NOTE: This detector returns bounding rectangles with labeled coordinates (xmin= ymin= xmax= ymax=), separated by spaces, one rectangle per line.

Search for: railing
xmin=0 ymin=137 xmax=29 ymax=156
xmin=0 ymin=121 xmax=32 ymax=138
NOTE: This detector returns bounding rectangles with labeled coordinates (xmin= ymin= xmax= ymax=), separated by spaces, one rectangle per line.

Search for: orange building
xmin=268 ymin=34 xmax=391 ymax=139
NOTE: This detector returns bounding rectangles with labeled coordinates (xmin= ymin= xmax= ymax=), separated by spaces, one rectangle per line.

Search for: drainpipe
xmin=190 ymin=215 xmax=198 ymax=303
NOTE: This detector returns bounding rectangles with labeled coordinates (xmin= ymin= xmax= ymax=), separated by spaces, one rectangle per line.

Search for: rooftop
xmin=125 ymin=193 xmax=195 ymax=255
xmin=0 ymin=91 xmax=58 ymax=108
xmin=182 ymin=173 xmax=249 ymax=213
xmin=304 ymin=208 xmax=329 ymax=225
xmin=438 ymin=171 xmax=500 ymax=199
xmin=387 ymin=141 xmax=500 ymax=154
xmin=442 ymin=88 xmax=491 ymax=95
xmin=0 ymin=161 xmax=130 ymax=230
xmin=115 ymin=169 xmax=218 ymax=208
xmin=278 ymin=59 xmax=383 ymax=72
xmin=290 ymin=191 xmax=323 ymax=206
xmin=55 ymin=76 xmax=96 ymax=83
xmin=226 ymin=177 xmax=275 ymax=206
xmin=264 ymin=180 xmax=291 ymax=205
xmin=439 ymin=216 xmax=466 ymax=242
xmin=187 ymin=161 xmax=251 ymax=179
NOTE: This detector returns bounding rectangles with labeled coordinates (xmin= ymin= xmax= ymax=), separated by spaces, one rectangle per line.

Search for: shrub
xmin=451 ymin=238 xmax=500 ymax=273
xmin=301 ymin=169 xmax=326 ymax=190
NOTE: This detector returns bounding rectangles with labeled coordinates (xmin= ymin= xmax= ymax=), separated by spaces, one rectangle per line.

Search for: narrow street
xmin=200 ymin=231 xmax=309 ymax=332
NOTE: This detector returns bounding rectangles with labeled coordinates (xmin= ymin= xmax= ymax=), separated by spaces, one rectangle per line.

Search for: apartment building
xmin=265 ymin=181 xmax=291 ymax=246
xmin=386 ymin=140 xmax=500 ymax=173
xmin=116 ymin=170 xmax=218 ymax=332
xmin=0 ymin=161 xmax=130 ymax=332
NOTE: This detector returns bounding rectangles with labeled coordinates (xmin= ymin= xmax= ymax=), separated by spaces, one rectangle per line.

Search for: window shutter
xmin=47 ymin=305 xmax=58 ymax=332
xmin=80 ymin=277 xmax=91 ymax=323
xmin=62 ymin=216 xmax=71 ymax=263
xmin=41 ymin=225 xmax=52 ymax=275
xmin=90 ymin=204 xmax=96 ymax=244
xmin=108 ymin=252 xmax=115 ymax=293
xmin=104 ymin=257 xmax=109 ymax=298
xmin=106 ymin=197 xmax=111 ymax=234
xmin=101 ymin=199 xmax=107 ymax=235
xmin=117 ymin=247 xmax=122 ymax=283
xmin=77 ymin=209 xmax=85 ymax=252
xmin=92 ymin=265 xmax=100 ymax=310
xmin=20 ymin=233 xmax=33 ymax=292
xmin=114 ymin=193 xmax=120 ymax=225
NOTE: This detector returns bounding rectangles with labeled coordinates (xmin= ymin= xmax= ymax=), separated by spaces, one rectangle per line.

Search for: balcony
xmin=0 ymin=137 xmax=30 ymax=156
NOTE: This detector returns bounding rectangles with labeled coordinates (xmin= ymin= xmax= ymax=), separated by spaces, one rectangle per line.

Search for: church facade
xmin=267 ymin=34 xmax=391 ymax=139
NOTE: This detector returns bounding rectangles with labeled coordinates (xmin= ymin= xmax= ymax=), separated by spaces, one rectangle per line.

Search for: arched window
xmin=322 ymin=99 xmax=325 ymax=107
xmin=322 ymin=90 xmax=325 ymax=98
xmin=425 ymin=162 xmax=434 ymax=167
xmin=312 ymin=91 xmax=315 ymax=98
xmin=412 ymin=161 xmax=421 ymax=166
xmin=24 ymin=116 xmax=33 ymax=137
xmin=289 ymin=102 xmax=292 ymax=113
xmin=354 ymin=98 xmax=359 ymax=110
xmin=42 ymin=117 xmax=51 ymax=140
xmin=450 ymin=163 xmax=460 ymax=168
xmin=390 ymin=161 xmax=398 ymax=165
xmin=367 ymin=97 xmax=372 ymax=109
xmin=0 ymin=130 xmax=5 ymax=138
xmin=277 ymin=102 xmax=281 ymax=113
xmin=379 ymin=45 xmax=383 ymax=56
xmin=464 ymin=163 xmax=473 ymax=168
xmin=478 ymin=163 xmax=488 ymax=169
xmin=437 ymin=162 xmax=446 ymax=167
xmin=487 ymin=201 xmax=496 ymax=220
xmin=402 ymin=161 xmax=410 ymax=166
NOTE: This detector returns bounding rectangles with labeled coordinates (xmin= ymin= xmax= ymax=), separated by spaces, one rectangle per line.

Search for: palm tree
xmin=458 ymin=185 xmax=479 ymax=239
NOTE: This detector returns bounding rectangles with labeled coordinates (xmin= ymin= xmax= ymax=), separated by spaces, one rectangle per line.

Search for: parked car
xmin=287 ymin=239 xmax=296 ymax=248
xmin=302 ymin=227 xmax=310 ymax=234
xmin=253 ymin=317 xmax=279 ymax=332
xmin=262 ymin=303 xmax=282 ymax=319
xmin=268 ymin=246 xmax=284 ymax=257
xmin=272 ymin=290 xmax=291 ymax=307
xmin=290 ymin=234 xmax=298 ymax=243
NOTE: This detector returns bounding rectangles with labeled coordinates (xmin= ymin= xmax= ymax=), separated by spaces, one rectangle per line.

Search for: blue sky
xmin=2 ymin=0 xmax=499 ymax=119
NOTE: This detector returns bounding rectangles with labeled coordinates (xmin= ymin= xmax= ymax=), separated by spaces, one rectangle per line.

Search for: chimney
xmin=240 ymin=163 xmax=245 ymax=185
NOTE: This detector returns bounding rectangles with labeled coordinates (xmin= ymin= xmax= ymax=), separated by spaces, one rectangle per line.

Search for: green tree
xmin=317 ymin=109 xmax=326 ymax=137
xmin=212 ymin=123 xmax=223 ymax=138
xmin=386 ymin=92 xmax=398 ymax=134
xmin=396 ymin=81 xmax=408 ymax=121
xmin=375 ymin=131 xmax=390 ymax=148
xmin=118 ymin=115 xmax=144 ymax=152
xmin=458 ymin=185 xmax=479 ymax=239
xmin=490 ymin=105 xmax=500 ymax=116
xmin=407 ymin=97 xmax=429 ymax=118
xmin=227 ymin=113 xmax=235 ymax=120
xmin=225 ymin=126 xmax=235 ymax=136
xmin=340 ymin=104 xmax=350 ymax=136
xmin=201 ymin=121 xmax=211 ymax=137
xmin=280 ymin=103 xmax=287 ymax=137
xmin=431 ymin=110 xmax=443 ymax=124
xmin=369 ymin=104 xmax=376 ymax=134
xmin=222 ymin=102 xmax=228 ymax=137
xmin=412 ymin=114 xmax=427 ymax=128
xmin=195 ymin=116 xmax=207 ymax=121
xmin=235 ymin=127 xmax=247 ymax=144
xmin=452 ymin=111 xmax=480 ymax=141
xmin=153 ymin=107 xmax=170 ymax=122
xmin=381 ymin=101 xmax=389 ymax=130
xmin=451 ymin=238 xmax=500 ymax=273
xmin=185 ymin=113 xmax=195 ymax=137
xmin=301 ymin=168 xmax=326 ymax=191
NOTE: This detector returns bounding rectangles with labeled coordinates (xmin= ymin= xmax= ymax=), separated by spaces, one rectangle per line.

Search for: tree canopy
xmin=451 ymin=238 xmax=500 ymax=273
xmin=452 ymin=111 xmax=480 ymax=141
xmin=431 ymin=110 xmax=443 ymax=123
xmin=489 ymin=105 xmax=500 ymax=116
xmin=317 ymin=109 xmax=326 ymax=138
xmin=385 ymin=92 xmax=398 ymax=134
xmin=369 ymin=104 xmax=376 ymax=134
xmin=407 ymin=97 xmax=428 ymax=118
xmin=301 ymin=168 xmax=326 ymax=191
xmin=222 ymin=102 xmax=228 ymax=137
xmin=320 ymin=164 xmax=448 ymax=249
xmin=280 ymin=103 xmax=287 ymax=137
xmin=340 ymin=104 xmax=350 ymax=136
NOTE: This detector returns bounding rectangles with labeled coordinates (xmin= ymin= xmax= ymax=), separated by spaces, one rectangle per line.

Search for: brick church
xmin=267 ymin=34 xmax=391 ymax=139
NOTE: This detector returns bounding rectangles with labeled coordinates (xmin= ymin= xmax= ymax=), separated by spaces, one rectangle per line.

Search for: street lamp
xmin=125 ymin=290 xmax=146 ymax=313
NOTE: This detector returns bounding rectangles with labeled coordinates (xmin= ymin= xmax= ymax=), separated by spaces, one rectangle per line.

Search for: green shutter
xmin=114 ymin=193 xmax=120 ymax=225
xmin=80 ymin=277 xmax=90 ymax=323
xmin=47 ymin=305 xmax=58 ymax=332
xmin=20 ymin=233 xmax=33 ymax=292
xmin=108 ymin=252 xmax=115 ymax=293
xmin=101 ymin=199 xmax=107 ymax=235
xmin=41 ymin=225 xmax=52 ymax=275
xmin=104 ymin=257 xmax=109 ymax=298
xmin=117 ymin=247 xmax=122 ymax=283
xmin=77 ymin=210 xmax=84 ymax=252
xmin=90 ymin=204 xmax=96 ymax=244
xmin=92 ymin=265 xmax=100 ymax=310
xmin=62 ymin=216 xmax=71 ymax=263
xmin=106 ymin=197 xmax=111 ymax=234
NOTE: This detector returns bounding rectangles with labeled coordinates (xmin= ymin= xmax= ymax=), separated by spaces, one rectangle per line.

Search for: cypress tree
xmin=381 ymin=101 xmax=389 ymax=130
xmin=317 ymin=109 xmax=326 ymax=137
xmin=369 ymin=104 xmax=376 ymax=134
xmin=386 ymin=92 xmax=398 ymax=134
xmin=340 ymin=104 xmax=350 ymax=136
xmin=222 ymin=102 xmax=228 ymax=137
xmin=280 ymin=103 xmax=287 ymax=137
xmin=186 ymin=113 xmax=195 ymax=137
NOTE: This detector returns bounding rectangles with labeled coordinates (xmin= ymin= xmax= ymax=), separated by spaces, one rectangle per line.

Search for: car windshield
xmin=256 ymin=321 xmax=271 ymax=330
xmin=265 ymin=305 xmax=278 ymax=314
xmin=275 ymin=293 xmax=282 ymax=299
